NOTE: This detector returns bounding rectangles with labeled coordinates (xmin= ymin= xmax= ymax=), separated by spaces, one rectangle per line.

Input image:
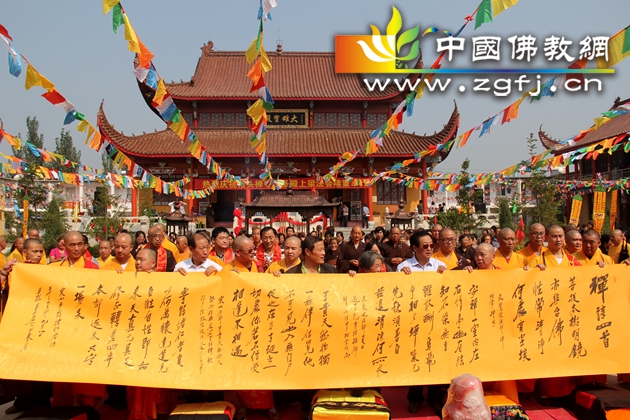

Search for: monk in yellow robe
xmin=493 ymin=228 xmax=527 ymax=269
xmin=516 ymin=223 xmax=547 ymax=267
xmin=573 ymin=229 xmax=614 ymax=267
xmin=266 ymin=236 xmax=301 ymax=275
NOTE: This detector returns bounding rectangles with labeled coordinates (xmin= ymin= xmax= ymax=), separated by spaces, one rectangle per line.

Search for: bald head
xmin=475 ymin=243 xmax=495 ymax=270
xmin=497 ymin=228 xmax=516 ymax=254
xmin=610 ymin=229 xmax=625 ymax=246
xmin=135 ymin=248 xmax=157 ymax=272
xmin=565 ymin=223 xmax=578 ymax=233
xmin=28 ymin=229 xmax=40 ymax=239
xmin=64 ymin=231 xmax=84 ymax=262
xmin=565 ymin=230 xmax=582 ymax=254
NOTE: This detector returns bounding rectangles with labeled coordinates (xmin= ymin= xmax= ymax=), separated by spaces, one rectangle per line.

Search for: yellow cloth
xmin=162 ymin=240 xmax=179 ymax=261
xmin=102 ymin=256 xmax=136 ymax=272
xmin=493 ymin=250 xmax=527 ymax=269
xmin=208 ymin=255 xmax=226 ymax=268
xmin=8 ymin=249 xmax=24 ymax=263
xmin=516 ymin=244 xmax=546 ymax=267
xmin=434 ymin=249 xmax=458 ymax=270
xmin=40 ymin=250 xmax=47 ymax=265
xmin=176 ymin=248 xmax=191 ymax=263
xmin=96 ymin=255 xmax=114 ymax=267
xmin=231 ymin=258 xmax=258 ymax=273
xmin=0 ymin=252 xmax=6 ymax=269
xmin=529 ymin=249 xmax=577 ymax=268
xmin=608 ymin=242 xmax=623 ymax=264
xmin=50 ymin=256 xmax=94 ymax=268
xmin=573 ymin=249 xmax=615 ymax=266
xmin=266 ymin=258 xmax=301 ymax=274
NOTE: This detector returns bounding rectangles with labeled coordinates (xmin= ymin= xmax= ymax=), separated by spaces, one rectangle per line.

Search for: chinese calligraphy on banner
xmin=0 ymin=264 xmax=628 ymax=389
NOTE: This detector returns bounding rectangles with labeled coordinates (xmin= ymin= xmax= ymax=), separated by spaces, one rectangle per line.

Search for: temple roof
xmin=539 ymin=97 xmax=630 ymax=155
xmin=97 ymin=102 xmax=459 ymax=159
xmin=161 ymin=42 xmax=418 ymax=100
xmin=246 ymin=190 xmax=338 ymax=208
xmin=538 ymin=125 xmax=562 ymax=150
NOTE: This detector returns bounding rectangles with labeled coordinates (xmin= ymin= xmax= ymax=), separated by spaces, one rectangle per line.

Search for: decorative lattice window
xmin=314 ymin=113 xmax=326 ymax=127
xmin=199 ymin=113 xmax=211 ymax=127
xmin=235 ymin=113 xmax=248 ymax=127
xmin=350 ymin=114 xmax=362 ymax=127
xmin=223 ymin=113 xmax=235 ymax=126
xmin=211 ymin=113 xmax=223 ymax=127
xmin=338 ymin=113 xmax=348 ymax=127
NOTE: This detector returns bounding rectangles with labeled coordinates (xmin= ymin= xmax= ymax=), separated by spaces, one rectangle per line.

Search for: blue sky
xmin=0 ymin=0 xmax=628 ymax=174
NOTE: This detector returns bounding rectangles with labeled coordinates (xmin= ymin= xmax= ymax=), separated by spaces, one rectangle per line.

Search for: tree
xmin=13 ymin=166 xmax=50 ymax=231
xmin=50 ymin=128 xmax=81 ymax=173
xmin=41 ymin=196 xmax=70 ymax=251
xmin=85 ymin=184 xmax=126 ymax=242
xmin=522 ymin=134 xmax=561 ymax=227
xmin=101 ymin=149 xmax=116 ymax=175
xmin=497 ymin=197 xmax=517 ymax=230
xmin=138 ymin=187 xmax=157 ymax=218
xmin=13 ymin=116 xmax=45 ymax=165
xmin=436 ymin=158 xmax=487 ymax=233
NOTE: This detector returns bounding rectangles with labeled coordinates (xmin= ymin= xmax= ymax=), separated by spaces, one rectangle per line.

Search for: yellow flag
xmin=123 ymin=14 xmax=140 ymax=53
xmin=103 ymin=0 xmax=120 ymax=14
xmin=24 ymin=64 xmax=41 ymax=91
xmin=491 ymin=0 xmax=518 ymax=18
xmin=85 ymin=125 xmax=95 ymax=145
xmin=245 ymin=39 xmax=258 ymax=63
xmin=596 ymin=29 xmax=630 ymax=68
xmin=246 ymin=99 xmax=265 ymax=124
xmin=260 ymin=44 xmax=272 ymax=73
xmin=76 ymin=120 xmax=89 ymax=133
xmin=153 ymin=78 xmax=167 ymax=106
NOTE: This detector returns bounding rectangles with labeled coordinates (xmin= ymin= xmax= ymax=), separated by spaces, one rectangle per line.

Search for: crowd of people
xmin=0 ymin=220 xmax=628 ymax=420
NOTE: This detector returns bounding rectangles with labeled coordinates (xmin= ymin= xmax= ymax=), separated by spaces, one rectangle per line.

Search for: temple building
xmin=539 ymin=96 xmax=630 ymax=228
xmin=98 ymin=41 xmax=459 ymax=226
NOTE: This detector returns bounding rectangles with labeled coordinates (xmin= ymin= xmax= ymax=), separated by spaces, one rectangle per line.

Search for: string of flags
xmin=323 ymin=0 xmax=515 ymax=182
xmin=104 ymin=0 xmax=246 ymax=188
xmin=244 ymin=0 xmax=283 ymax=189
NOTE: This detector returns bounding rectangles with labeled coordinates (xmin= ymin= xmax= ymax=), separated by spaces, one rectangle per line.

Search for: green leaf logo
xmin=356 ymin=7 xmax=420 ymax=66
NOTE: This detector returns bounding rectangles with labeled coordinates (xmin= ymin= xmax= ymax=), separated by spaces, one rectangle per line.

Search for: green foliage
xmin=497 ymin=197 xmax=516 ymax=230
xmin=13 ymin=165 xmax=50 ymax=231
xmin=50 ymin=128 xmax=81 ymax=173
xmin=13 ymin=116 xmax=45 ymax=165
xmin=101 ymin=149 xmax=116 ymax=175
xmin=85 ymin=185 xmax=126 ymax=242
xmin=41 ymin=196 xmax=70 ymax=251
xmin=436 ymin=158 xmax=487 ymax=233
xmin=521 ymin=134 xmax=562 ymax=227
xmin=138 ymin=187 xmax=156 ymax=218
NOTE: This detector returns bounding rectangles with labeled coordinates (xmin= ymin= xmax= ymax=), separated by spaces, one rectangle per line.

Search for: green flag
xmin=622 ymin=27 xmax=630 ymax=54
xmin=112 ymin=4 xmax=124 ymax=34
xmin=475 ymin=0 xmax=493 ymax=29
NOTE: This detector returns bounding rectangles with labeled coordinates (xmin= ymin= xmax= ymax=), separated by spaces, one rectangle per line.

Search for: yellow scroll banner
xmin=0 ymin=264 xmax=629 ymax=389
xmin=569 ymin=195 xmax=583 ymax=226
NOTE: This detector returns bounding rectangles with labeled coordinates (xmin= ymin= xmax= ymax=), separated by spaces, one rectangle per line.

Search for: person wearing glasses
xmin=516 ymin=223 xmax=547 ymax=267
xmin=146 ymin=226 xmax=176 ymax=272
xmin=396 ymin=230 xmax=446 ymax=414
xmin=174 ymin=233 xmax=222 ymax=276
xmin=397 ymin=230 xmax=446 ymax=275
xmin=430 ymin=224 xmax=443 ymax=252
xmin=433 ymin=228 xmax=474 ymax=270
xmin=230 ymin=235 xmax=258 ymax=273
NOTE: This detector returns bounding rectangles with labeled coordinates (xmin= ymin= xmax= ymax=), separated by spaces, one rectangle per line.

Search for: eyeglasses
xmin=530 ymin=232 xmax=545 ymax=237
xmin=238 ymin=248 xmax=256 ymax=254
xmin=440 ymin=238 xmax=456 ymax=243
xmin=418 ymin=244 xmax=433 ymax=250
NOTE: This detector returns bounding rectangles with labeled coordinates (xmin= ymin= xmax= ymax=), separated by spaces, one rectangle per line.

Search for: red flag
xmin=0 ymin=24 xmax=13 ymax=41
xmin=516 ymin=216 xmax=525 ymax=243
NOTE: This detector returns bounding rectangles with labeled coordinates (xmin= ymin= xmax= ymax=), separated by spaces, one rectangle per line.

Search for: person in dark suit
xmin=286 ymin=236 xmax=337 ymax=274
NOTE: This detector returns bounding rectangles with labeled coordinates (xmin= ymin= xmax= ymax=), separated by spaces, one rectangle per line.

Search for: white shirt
xmin=174 ymin=257 xmax=223 ymax=273
xmin=396 ymin=256 xmax=446 ymax=272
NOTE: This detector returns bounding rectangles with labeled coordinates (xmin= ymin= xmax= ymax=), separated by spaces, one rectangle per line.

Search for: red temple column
xmin=131 ymin=186 xmax=138 ymax=217
xmin=246 ymin=188 xmax=252 ymax=204
xmin=421 ymin=159 xmax=428 ymax=215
